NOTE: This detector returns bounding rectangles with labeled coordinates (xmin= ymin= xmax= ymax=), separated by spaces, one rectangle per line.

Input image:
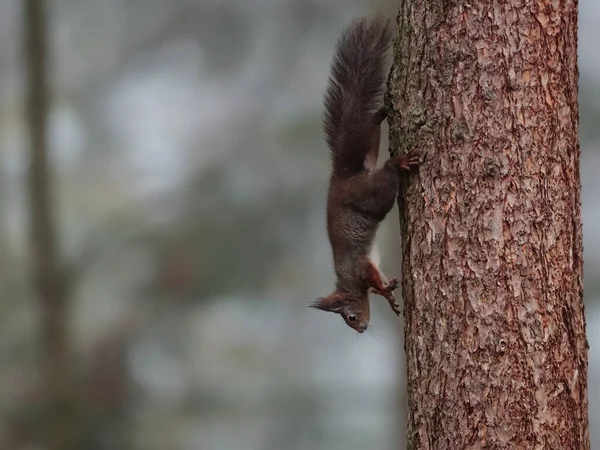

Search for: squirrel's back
xmin=323 ymin=17 xmax=393 ymax=177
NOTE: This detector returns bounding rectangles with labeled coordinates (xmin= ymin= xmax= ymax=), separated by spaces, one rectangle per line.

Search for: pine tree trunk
xmin=387 ymin=0 xmax=589 ymax=448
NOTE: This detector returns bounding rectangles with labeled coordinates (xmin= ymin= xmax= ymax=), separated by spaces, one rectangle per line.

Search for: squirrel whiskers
xmin=311 ymin=17 xmax=420 ymax=333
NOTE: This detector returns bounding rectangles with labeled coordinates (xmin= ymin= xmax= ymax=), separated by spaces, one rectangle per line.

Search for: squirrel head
xmin=311 ymin=291 xmax=370 ymax=333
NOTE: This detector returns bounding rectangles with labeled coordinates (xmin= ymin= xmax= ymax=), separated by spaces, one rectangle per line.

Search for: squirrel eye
xmin=348 ymin=314 xmax=357 ymax=322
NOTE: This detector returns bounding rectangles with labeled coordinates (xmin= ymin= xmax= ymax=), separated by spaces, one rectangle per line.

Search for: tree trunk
xmin=23 ymin=1 xmax=80 ymax=449
xmin=387 ymin=1 xmax=589 ymax=448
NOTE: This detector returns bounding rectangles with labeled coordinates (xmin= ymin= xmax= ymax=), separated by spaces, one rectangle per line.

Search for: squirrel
xmin=311 ymin=17 xmax=420 ymax=333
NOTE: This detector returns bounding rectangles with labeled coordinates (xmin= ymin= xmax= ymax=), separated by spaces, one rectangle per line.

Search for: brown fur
xmin=313 ymin=17 xmax=420 ymax=333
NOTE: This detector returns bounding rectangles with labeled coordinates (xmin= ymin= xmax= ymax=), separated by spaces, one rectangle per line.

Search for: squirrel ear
xmin=310 ymin=298 xmax=330 ymax=311
xmin=310 ymin=295 xmax=344 ymax=313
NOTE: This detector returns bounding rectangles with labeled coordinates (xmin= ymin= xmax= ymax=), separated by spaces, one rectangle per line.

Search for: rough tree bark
xmin=386 ymin=0 xmax=589 ymax=448
xmin=23 ymin=1 xmax=80 ymax=449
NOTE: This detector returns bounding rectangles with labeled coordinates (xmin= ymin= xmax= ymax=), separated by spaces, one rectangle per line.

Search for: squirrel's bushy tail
xmin=323 ymin=17 xmax=393 ymax=176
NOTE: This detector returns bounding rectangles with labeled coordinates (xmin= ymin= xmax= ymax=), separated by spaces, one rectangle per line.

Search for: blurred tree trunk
xmin=387 ymin=1 xmax=589 ymax=448
xmin=23 ymin=1 xmax=80 ymax=449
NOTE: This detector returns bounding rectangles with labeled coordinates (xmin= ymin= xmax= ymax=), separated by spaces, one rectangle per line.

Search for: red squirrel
xmin=311 ymin=17 xmax=419 ymax=333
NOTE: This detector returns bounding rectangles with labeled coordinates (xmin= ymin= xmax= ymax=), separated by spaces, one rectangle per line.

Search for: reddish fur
xmin=312 ymin=17 xmax=421 ymax=333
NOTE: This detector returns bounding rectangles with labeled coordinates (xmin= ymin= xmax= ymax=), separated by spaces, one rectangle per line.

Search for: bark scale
xmin=387 ymin=0 xmax=589 ymax=448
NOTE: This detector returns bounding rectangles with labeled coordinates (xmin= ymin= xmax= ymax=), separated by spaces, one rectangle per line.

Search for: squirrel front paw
xmin=389 ymin=300 xmax=402 ymax=316
xmin=380 ymin=289 xmax=401 ymax=316
xmin=372 ymin=278 xmax=402 ymax=316
xmin=384 ymin=286 xmax=402 ymax=316
xmin=385 ymin=277 xmax=399 ymax=291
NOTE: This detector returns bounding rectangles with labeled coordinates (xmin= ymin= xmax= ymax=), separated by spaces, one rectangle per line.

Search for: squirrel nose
xmin=357 ymin=323 xmax=368 ymax=333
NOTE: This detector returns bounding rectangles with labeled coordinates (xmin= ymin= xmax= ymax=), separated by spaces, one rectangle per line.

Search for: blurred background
xmin=0 ymin=0 xmax=598 ymax=449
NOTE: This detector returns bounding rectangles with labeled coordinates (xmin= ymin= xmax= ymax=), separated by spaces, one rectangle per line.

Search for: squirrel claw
xmin=382 ymin=278 xmax=401 ymax=316
xmin=390 ymin=301 xmax=402 ymax=316
xmin=385 ymin=294 xmax=402 ymax=316
xmin=406 ymin=149 xmax=421 ymax=167
xmin=408 ymin=155 xmax=420 ymax=167
xmin=398 ymin=150 xmax=421 ymax=170
xmin=372 ymin=283 xmax=402 ymax=316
